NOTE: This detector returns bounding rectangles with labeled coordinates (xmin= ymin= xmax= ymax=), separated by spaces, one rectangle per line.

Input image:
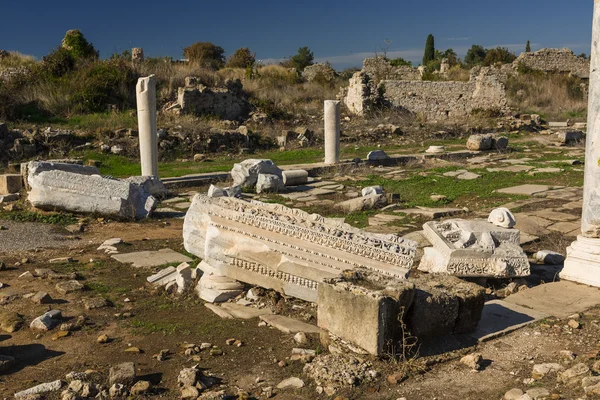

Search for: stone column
xmin=324 ymin=100 xmax=340 ymax=164
xmin=561 ymin=0 xmax=600 ymax=286
xmin=282 ymin=169 xmax=309 ymax=186
xmin=136 ymin=75 xmax=158 ymax=177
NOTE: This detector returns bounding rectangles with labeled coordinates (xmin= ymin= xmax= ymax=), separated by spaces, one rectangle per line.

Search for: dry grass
xmin=506 ymin=71 xmax=587 ymax=120
xmin=446 ymin=65 xmax=470 ymax=82
xmin=0 ymin=51 xmax=37 ymax=72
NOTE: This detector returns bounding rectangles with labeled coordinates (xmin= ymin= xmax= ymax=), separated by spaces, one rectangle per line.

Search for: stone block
xmin=256 ymin=173 xmax=284 ymax=194
xmin=556 ymin=130 xmax=584 ymax=144
xmin=335 ymin=194 xmax=388 ymax=212
xmin=109 ymin=362 xmax=136 ymax=386
xmin=230 ymin=159 xmax=282 ymax=188
xmin=466 ymin=134 xmax=493 ymax=151
xmin=282 ymin=170 xmax=309 ymax=186
xmin=0 ymin=174 xmax=22 ymax=195
xmin=367 ymin=150 xmax=390 ymax=161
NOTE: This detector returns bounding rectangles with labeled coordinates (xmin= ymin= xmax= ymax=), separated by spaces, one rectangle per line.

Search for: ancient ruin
xmin=515 ymin=48 xmax=590 ymax=78
xmin=177 ymin=77 xmax=249 ymax=120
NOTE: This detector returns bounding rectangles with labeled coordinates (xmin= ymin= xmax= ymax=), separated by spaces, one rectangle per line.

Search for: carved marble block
xmin=418 ymin=219 xmax=530 ymax=278
xmin=183 ymin=195 xmax=417 ymax=302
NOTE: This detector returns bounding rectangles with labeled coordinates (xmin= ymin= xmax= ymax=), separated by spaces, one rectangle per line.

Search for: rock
xmin=110 ymin=145 xmax=123 ymax=154
xmin=361 ymin=186 xmax=383 ymax=197
xmin=282 ymin=170 xmax=309 ymax=186
xmin=14 ymin=380 xmax=63 ymax=397
xmin=55 ymin=280 xmax=84 ymax=295
xmin=488 ymin=208 xmax=516 ymax=228
xmin=504 ymin=388 xmax=524 ymax=400
xmin=231 ymin=159 xmax=282 ymax=188
xmin=430 ymin=195 xmax=447 ymax=202
xmin=559 ymin=350 xmax=576 ymax=361
xmin=460 ymin=353 xmax=483 ymax=370
xmin=526 ymin=387 xmax=550 ymax=399
xmin=125 ymin=176 xmax=168 ymax=198
xmin=181 ymin=386 xmax=200 ymax=399
xmin=534 ymin=250 xmax=565 ymax=265
xmin=256 ymin=173 xmax=284 ymax=194
xmin=82 ymin=297 xmax=108 ymax=310
xmin=294 ymin=332 xmax=308 ymax=345
xmin=493 ymin=136 xmax=509 ymax=150
xmin=582 ymin=376 xmax=600 ymax=389
xmin=27 ymin=168 xmax=157 ymax=220
xmin=178 ymin=367 xmax=200 ymax=387
xmin=31 ymin=291 xmax=52 ymax=304
xmin=466 ymin=134 xmax=493 ymax=151
xmin=194 ymin=154 xmax=205 ymax=162
xmin=30 ymin=310 xmax=62 ymax=331
xmin=556 ymin=130 xmax=584 ymax=144
xmin=109 ymin=384 xmax=128 ymax=398
xmin=109 ymin=362 xmax=136 ymax=386
xmin=568 ymin=319 xmax=581 ymax=329
xmin=0 ymin=311 xmax=23 ymax=332
xmin=425 ymin=145 xmax=445 ymax=154
xmin=367 ymin=150 xmax=390 ymax=161
xmin=130 ymin=380 xmax=151 ymax=395
xmin=207 ymin=184 xmax=227 ymax=198
xmin=97 ymin=334 xmax=110 ymax=344
xmin=558 ymin=363 xmax=589 ymax=384
xmin=334 ymin=194 xmax=388 ymax=212
xmin=0 ymin=354 xmax=15 ymax=372
xmin=276 ymin=377 xmax=305 ymax=389
xmin=532 ymin=363 xmax=562 ymax=379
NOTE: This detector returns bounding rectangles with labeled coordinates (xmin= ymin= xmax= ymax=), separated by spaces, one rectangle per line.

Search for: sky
xmin=0 ymin=0 xmax=593 ymax=69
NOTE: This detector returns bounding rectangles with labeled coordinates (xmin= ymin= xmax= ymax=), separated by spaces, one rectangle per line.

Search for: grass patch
xmin=0 ymin=210 xmax=77 ymax=225
xmin=130 ymin=319 xmax=184 ymax=335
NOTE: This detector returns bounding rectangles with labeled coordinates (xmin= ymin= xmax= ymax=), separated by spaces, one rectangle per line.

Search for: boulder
xmin=109 ymin=362 xmax=136 ymax=386
xmin=230 ymin=159 xmax=282 ymax=188
xmin=256 ymin=173 xmax=284 ymax=194
xmin=30 ymin=310 xmax=62 ymax=331
xmin=466 ymin=134 xmax=493 ymax=151
xmin=367 ymin=150 xmax=390 ymax=161
xmin=28 ymin=170 xmax=157 ymax=220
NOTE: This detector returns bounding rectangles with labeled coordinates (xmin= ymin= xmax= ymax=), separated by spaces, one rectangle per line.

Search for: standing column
xmin=324 ymin=100 xmax=340 ymax=164
xmin=136 ymin=75 xmax=158 ymax=177
xmin=561 ymin=0 xmax=600 ymax=286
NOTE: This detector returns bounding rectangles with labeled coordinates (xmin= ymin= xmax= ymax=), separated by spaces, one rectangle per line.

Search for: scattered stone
xmin=532 ymin=363 xmax=563 ymax=379
xmin=30 ymin=310 xmax=62 ymax=331
xmin=112 ymin=249 xmax=192 ymax=268
xmin=504 ymin=388 xmax=524 ymax=400
xmin=525 ymin=387 xmax=550 ymax=399
xmin=181 ymin=386 xmax=200 ymax=399
xmin=97 ymin=334 xmax=110 ymax=344
xmin=366 ymin=150 xmax=390 ymax=161
xmin=361 ymin=186 xmax=383 ymax=197
xmin=534 ymin=250 xmax=565 ymax=265
xmin=335 ymin=194 xmax=387 ymax=212
xmin=55 ymin=280 xmax=84 ymax=295
xmin=82 ymin=297 xmax=108 ymax=310
xmin=256 ymin=173 xmax=284 ymax=194
xmin=260 ymin=314 xmax=321 ymax=334
xmin=124 ymin=346 xmax=142 ymax=353
xmin=130 ymin=380 xmax=151 ymax=395
xmin=466 ymin=134 xmax=493 ymax=151
xmin=52 ymin=330 xmax=70 ymax=340
xmin=231 ymin=159 xmax=282 ymax=188
xmin=294 ymin=332 xmax=308 ymax=345
xmin=568 ymin=319 xmax=581 ymax=329
xmin=460 ymin=353 xmax=483 ymax=370
xmin=109 ymin=362 xmax=136 ymax=386
xmin=276 ymin=377 xmax=304 ymax=389
xmin=178 ymin=367 xmax=200 ymax=387
xmin=49 ymin=257 xmax=74 ymax=264
xmin=14 ymin=380 xmax=63 ymax=398
xmin=109 ymin=384 xmax=128 ymax=398
xmin=443 ymin=170 xmax=480 ymax=180
xmin=31 ymin=291 xmax=52 ymax=304
xmin=559 ymin=350 xmax=576 ymax=361
xmin=558 ymin=363 xmax=589 ymax=384
xmin=425 ymin=145 xmax=445 ymax=153
xmin=0 ymin=311 xmax=23 ymax=332
xmin=430 ymin=195 xmax=447 ymax=202
xmin=556 ymin=130 xmax=584 ymax=144
xmin=488 ymin=208 xmax=516 ymax=228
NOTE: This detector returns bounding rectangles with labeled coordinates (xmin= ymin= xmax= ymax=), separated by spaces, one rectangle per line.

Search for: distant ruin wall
xmin=177 ymin=78 xmax=249 ymax=120
xmin=514 ymin=48 xmax=590 ymax=78
xmin=362 ymin=57 xmax=421 ymax=83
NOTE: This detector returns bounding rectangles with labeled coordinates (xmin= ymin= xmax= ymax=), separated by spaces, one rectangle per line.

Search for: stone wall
xmin=345 ymin=66 xmax=508 ymax=120
xmin=514 ymin=48 xmax=590 ymax=78
xmin=362 ymin=57 xmax=421 ymax=83
xmin=177 ymin=78 xmax=249 ymax=121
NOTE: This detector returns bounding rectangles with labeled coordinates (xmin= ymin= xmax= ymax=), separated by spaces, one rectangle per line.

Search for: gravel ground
xmin=0 ymin=220 xmax=78 ymax=252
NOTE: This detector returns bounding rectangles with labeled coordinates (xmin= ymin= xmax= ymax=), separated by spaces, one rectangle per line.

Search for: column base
xmin=560 ymin=235 xmax=600 ymax=287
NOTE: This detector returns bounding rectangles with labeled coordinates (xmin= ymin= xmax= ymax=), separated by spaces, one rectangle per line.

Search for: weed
xmin=0 ymin=210 xmax=77 ymax=225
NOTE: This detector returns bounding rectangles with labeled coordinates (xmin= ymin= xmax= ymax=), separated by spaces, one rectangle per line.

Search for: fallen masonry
xmin=183 ymin=195 xmax=417 ymax=302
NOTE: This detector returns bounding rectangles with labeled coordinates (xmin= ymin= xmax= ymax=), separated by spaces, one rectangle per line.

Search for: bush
xmin=40 ymin=47 xmax=76 ymax=78
xmin=226 ymin=48 xmax=255 ymax=68
xmin=389 ymin=57 xmax=412 ymax=67
xmin=183 ymin=42 xmax=225 ymax=69
xmin=61 ymin=29 xmax=99 ymax=60
xmin=286 ymin=47 xmax=314 ymax=71
xmin=464 ymin=45 xmax=488 ymax=67
xmin=482 ymin=47 xmax=516 ymax=66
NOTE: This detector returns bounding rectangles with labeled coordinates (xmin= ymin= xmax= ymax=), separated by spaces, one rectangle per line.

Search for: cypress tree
xmin=526 ymin=40 xmax=531 ymax=53
xmin=423 ymin=34 xmax=435 ymax=65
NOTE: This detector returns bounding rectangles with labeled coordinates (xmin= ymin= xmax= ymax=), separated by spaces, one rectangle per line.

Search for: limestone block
xmin=125 ymin=176 xmax=167 ymax=198
xmin=317 ymin=278 xmax=415 ymax=356
xmin=466 ymin=134 xmax=493 ymax=151
xmin=207 ymin=184 xmax=227 ymax=198
xmin=334 ymin=194 xmax=388 ymax=213
xmin=28 ymin=170 xmax=157 ymax=220
xmin=0 ymin=174 xmax=22 ymax=194
xmin=556 ymin=130 xmax=584 ymax=144
xmin=282 ymin=170 xmax=309 ymax=186
xmin=418 ymin=219 xmax=529 ymax=278
xmin=361 ymin=186 xmax=383 ymax=197
xmin=230 ymin=159 xmax=282 ymax=188
xmin=183 ymin=195 xmax=416 ymax=302
xmin=256 ymin=173 xmax=284 ymax=194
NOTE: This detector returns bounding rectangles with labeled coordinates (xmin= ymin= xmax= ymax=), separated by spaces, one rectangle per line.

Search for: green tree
xmin=464 ymin=45 xmax=488 ymax=66
xmin=61 ymin=29 xmax=98 ymax=60
xmin=525 ymin=40 xmax=531 ymax=53
xmin=389 ymin=57 xmax=412 ymax=67
xmin=483 ymin=47 xmax=517 ymax=66
xmin=423 ymin=34 xmax=435 ymax=65
xmin=184 ymin=42 xmax=226 ymax=69
xmin=288 ymin=46 xmax=314 ymax=71
xmin=226 ymin=47 xmax=256 ymax=68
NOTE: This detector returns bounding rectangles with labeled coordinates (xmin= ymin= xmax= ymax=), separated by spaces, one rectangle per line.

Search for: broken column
xmin=324 ymin=100 xmax=340 ymax=164
xmin=136 ymin=75 xmax=158 ymax=177
xmin=282 ymin=170 xmax=309 ymax=186
xmin=561 ymin=1 xmax=600 ymax=287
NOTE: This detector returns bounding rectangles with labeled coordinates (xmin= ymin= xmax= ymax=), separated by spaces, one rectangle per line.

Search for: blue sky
xmin=0 ymin=0 xmax=593 ymax=69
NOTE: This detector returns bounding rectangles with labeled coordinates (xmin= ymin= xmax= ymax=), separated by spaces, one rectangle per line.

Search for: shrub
xmin=389 ymin=57 xmax=412 ymax=67
xmin=61 ymin=29 xmax=98 ymax=60
xmin=286 ymin=46 xmax=314 ymax=71
xmin=464 ymin=45 xmax=488 ymax=67
xmin=40 ymin=47 xmax=76 ymax=78
xmin=482 ymin=47 xmax=516 ymax=66
xmin=226 ymin=48 xmax=255 ymax=68
xmin=183 ymin=42 xmax=225 ymax=69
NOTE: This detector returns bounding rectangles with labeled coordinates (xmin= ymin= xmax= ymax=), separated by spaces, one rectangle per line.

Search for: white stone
xmin=125 ymin=176 xmax=167 ymax=198
xmin=419 ymin=219 xmax=529 ymax=277
xmin=534 ymin=250 xmax=565 ymax=265
xmin=207 ymin=184 xmax=227 ymax=198
xmin=256 ymin=173 xmax=284 ymax=194
xmin=282 ymin=170 xmax=309 ymax=186
xmin=14 ymin=380 xmax=63 ymax=398
xmin=425 ymin=146 xmax=445 ymax=154
xmin=361 ymin=186 xmax=383 ymax=197
xmin=30 ymin=310 xmax=62 ymax=331
xmin=231 ymin=159 xmax=282 ymax=188
xmin=488 ymin=208 xmax=517 ymax=228
xmin=136 ymin=75 xmax=158 ymax=177
xmin=276 ymin=377 xmax=304 ymax=389
xmin=324 ymin=100 xmax=340 ymax=164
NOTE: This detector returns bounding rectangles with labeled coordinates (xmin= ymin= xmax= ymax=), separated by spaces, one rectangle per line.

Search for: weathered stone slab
xmin=419 ymin=219 xmax=529 ymax=278
xmin=125 ymin=176 xmax=168 ymax=198
xmin=112 ymin=249 xmax=192 ymax=268
xmin=397 ymin=207 xmax=464 ymax=219
xmin=334 ymin=194 xmax=387 ymax=212
xmin=503 ymin=281 xmax=600 ymax=319
xmin=470 ymin=300 xmax=550 ymax=341
xmin=28 ymin=169 xmax=156 ymax=219
xmin=231 ymin=159 xmax=282 ymax=188
xmin=260 ymin=314 xmax=321 ymax=334
xmin=496 ymin=184 xmax=565 ymax=196
xmin=0 ymin=174 xmax=22 ymax=195
xmin=183 ymin=195 xmax=416 ymax=302
xmin=219 ymin=303 xmax=273 ymax=319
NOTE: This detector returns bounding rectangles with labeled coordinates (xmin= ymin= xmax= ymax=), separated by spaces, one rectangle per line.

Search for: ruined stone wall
xmin=362 ymin=57 xmax=421 ymax=83
xmin=514 ymin=48 xmax=590 ymax=78
xmin=177 ymin=78 xmax=249 ymax=121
